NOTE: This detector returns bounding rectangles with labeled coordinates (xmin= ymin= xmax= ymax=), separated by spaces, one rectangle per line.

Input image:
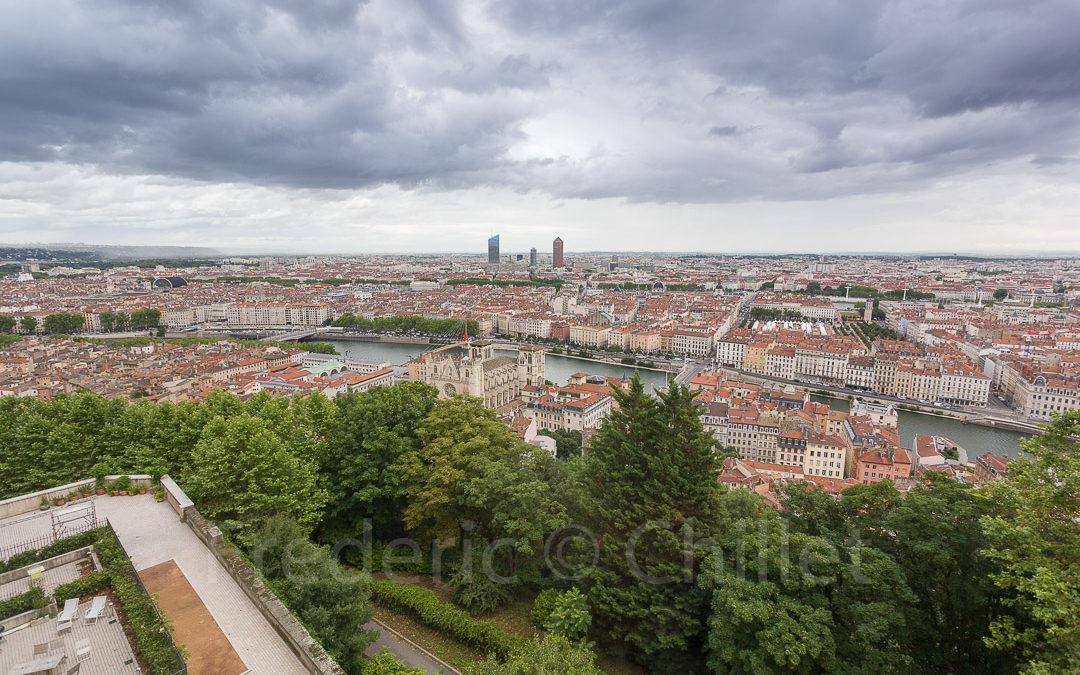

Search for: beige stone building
xmin=410 ymin=342 xmax=545 ymax=409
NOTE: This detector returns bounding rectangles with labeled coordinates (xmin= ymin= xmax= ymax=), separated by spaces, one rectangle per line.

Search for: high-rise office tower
xmin=553 ymin=236 xmax=564 ymax=268
xmin=529 ymin=248 xmax=537 ymax=266
xmin=488 ymin=234 xmax=500 ymax=265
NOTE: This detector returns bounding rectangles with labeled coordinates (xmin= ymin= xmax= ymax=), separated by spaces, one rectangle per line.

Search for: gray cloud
xmin=708 ymin=126 xmax=739 ymax=137
xmin=0 ymin=0 xmax=1078 ymax=206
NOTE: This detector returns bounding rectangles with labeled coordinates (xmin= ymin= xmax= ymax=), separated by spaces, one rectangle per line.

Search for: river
xmin=319 ymin=339 xmax=1026 ymax=457
xmin=811 ymin=395 xmax=1030 ymax=459
xmin=320 ymin=340 xmax=672 ymax=393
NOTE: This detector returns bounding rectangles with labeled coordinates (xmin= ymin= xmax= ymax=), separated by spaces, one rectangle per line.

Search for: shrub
xmin=360 ymin=648 xmax=425 ymax=674
xmin=449 ymin=544 xmax=513 ymax=616
xmin=543 ymin=588 xmax=591 ymax=641
xmin=530 ymin=589 xmax=560 ymax=628
xmin=370 ymin=579 xmax=528 ymax=661
xmin=0 ymin=586 xmax=49 ymax=620
xmin=467 ymin=634 xmax=604 ymax=675
xmin=450 ymin=570 xmax=512 ymax=617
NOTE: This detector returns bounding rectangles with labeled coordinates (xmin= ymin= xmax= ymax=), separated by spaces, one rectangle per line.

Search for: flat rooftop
xmin=0 ymin=495 xmax=308 ymax=675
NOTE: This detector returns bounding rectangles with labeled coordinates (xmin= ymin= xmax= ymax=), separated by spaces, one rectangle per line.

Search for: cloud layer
xmin=1 ymin=0 xmax=1079 ymax=251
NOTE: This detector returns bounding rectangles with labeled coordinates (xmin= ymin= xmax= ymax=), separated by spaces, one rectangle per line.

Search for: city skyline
xmin=1 ymin=1 xmax=1079 ymax=253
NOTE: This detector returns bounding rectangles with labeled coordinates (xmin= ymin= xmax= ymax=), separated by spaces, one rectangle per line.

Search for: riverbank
xmin=707 ymin=365 xmax=1040 ymax=448
xmin=305 ymin=332 xmax=679 ymax=374
xmin=302 ymin=333 xmax=432 ymax=345
xmin=488 ymin=341 xmax=678 ymax=374
xmin=809 ymin=390 xmax=1044 ymax=435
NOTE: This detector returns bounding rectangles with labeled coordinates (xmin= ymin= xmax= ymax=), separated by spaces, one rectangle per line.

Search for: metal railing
xmin=0 ymin=511 xmax=104 ymax=563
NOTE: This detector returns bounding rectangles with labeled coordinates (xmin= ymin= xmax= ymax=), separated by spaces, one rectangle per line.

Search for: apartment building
xmin=727 ymin=407 xmax=781 ymax=464
xmin=715 ymin=336 xmax=748 ymax=368
xmin=803 ymin=434 xmax=848 ymax=479
xmin=569 ymin=324 xmax=610 ymax=348
xmin=854 ymin=445 xmax=912 ymax=485
xmin=939 ymin=361 xmax=991 ymax=406
xmin=525 ymin=391 xmax=613 ymax=432
xmin=672 ymin=327 xmax=715 ymax=357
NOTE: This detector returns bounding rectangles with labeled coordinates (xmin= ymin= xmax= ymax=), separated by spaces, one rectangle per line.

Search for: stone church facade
xmin=410 ymin=342 xmax=545 ymax=409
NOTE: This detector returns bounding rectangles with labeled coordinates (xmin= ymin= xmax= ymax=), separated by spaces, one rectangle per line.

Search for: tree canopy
xmin=981 ymin=411 xmax=1080 ymax=674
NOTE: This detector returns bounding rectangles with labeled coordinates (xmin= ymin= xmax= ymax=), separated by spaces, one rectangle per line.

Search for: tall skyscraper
xmin=487 ymin=234 xmax=500 ymax=265
xmin=529 ymin=247 xmax=537 ymax=266
xmin=552 ymin=236 xmax=564 ymax=268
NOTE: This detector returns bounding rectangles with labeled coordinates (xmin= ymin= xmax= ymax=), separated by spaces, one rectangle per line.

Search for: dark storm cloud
xmin=1 ymin=0 xmax=1078 ymax=201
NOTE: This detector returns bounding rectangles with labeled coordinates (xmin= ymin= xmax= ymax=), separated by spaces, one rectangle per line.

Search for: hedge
xmin=370 ymin=579 xmax=528 ymax=661
xmin=92 ymin=530 xmax=186 ymax=674
xmin=53 ymin=570 xmax=110 ymax=602
xmin=0 ymin=586 xmax=49 ymax=620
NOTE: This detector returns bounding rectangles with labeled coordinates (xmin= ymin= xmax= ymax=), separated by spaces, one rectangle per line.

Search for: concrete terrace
xmin=0 ymin=606 xmax=140 ymax=675
xmin=0 ymin=495 xmax=308 ymax=675
xmin=0 ymin=558 xmax=81 ymax=602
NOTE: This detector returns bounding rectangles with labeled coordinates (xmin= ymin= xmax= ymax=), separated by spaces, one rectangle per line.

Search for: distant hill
xmin=0 ymin=243 xmax=222 ymax=261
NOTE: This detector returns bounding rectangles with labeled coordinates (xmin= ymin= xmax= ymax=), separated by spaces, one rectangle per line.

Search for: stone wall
xmin=159 ymin=475 xmax=344 ymax=675
xmin=0 ymin=475 xmax=152 ymax=520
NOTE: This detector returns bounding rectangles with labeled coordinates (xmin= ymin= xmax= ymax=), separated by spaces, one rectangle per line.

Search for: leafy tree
xmin=251 ymin=517 xmax=377 ymax=670
xmin=982 ymin=411 xmax=1080 ymax=674
xmin=467 ymin=635 xmax=604 ymax=675
xmin=880 ymin=474 xmax=1010 ymax=672
xmin=185 ymin=414 xmax=326 ymax=545
xmin=700 ymin=513 xmax=915 ymax=675
xmin=398 ymin=396 xmax=522 ymax=547
xmin=781 ymin=474 xmax=1011 ymax=672
xmin=777 ymin=480 xmax=848 ymax=541
xmin=0 ymin=333 xmax=21 ymax=347
xmin=993 ymin=288 xmax=1009 ymax=300
xmin=462 ymin=444 xmax=572 ymax=582
xmin=583 ymin=377 xmax=722 ymax=672
xmin=19 ymin=316 xmax=37 ymax=333
xmin=543 ymin=588 xmax=591 ymax=641
xmin=320 ymin=383 xmax=437 ymax=539
xmin=42 ymin=312 xmax=84 ymax=334
xmin=129 ymin=309 xmax=161 ymax=329
xmin=0 ymin=315 xmax=14 ymax=333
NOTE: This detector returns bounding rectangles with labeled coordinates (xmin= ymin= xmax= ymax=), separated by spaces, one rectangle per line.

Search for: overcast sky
xmin=1 ymin=0 xmax=1079 ymax=254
